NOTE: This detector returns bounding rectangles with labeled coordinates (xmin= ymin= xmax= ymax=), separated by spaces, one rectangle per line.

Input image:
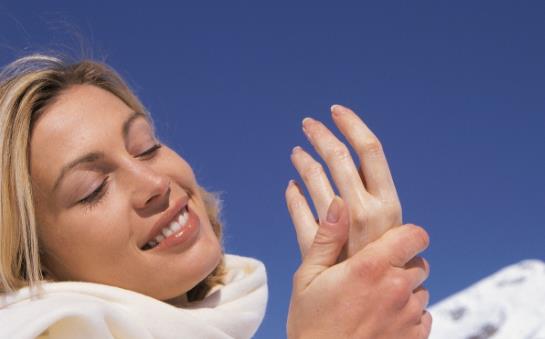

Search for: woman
xmin=0 ymin=54 xmax=431 ymax=338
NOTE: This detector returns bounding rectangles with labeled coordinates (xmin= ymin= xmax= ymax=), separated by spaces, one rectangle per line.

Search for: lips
xmin=151 ymin=205 xmax=201 ymax=251
xmin=140 ymin=196 xmax=188 ymax=250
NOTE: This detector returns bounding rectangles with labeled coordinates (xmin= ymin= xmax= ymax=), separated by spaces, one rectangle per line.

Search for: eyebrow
xmin=52 ymin=111 xmax=147 ymax=193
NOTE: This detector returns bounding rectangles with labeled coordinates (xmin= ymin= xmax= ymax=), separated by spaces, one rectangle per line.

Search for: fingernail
xmin=302 ymin=117 xmax=313 ymax=126
xmin=326 ymin=196 xmax=342 ymax=223
xmin=331 ymin=104 xmax=344 ymax=117
xmin=302 ymin=117 xmax=313 ymax=139
xmin=292 ymin=146 xmax=302 ymax=154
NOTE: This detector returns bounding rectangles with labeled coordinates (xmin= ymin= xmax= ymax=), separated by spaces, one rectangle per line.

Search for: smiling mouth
xmin=141 ymin=205 xmax=189 ymax=250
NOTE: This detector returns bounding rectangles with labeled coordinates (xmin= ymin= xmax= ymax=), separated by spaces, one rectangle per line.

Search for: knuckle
xmin=326 ymin=144 xmax=351 ymax=163
xmin=287 ymin=196 xmax=303 ymax=212
xmin=361 ymin=137 xmax=383 ymax=158
xmin=387 ymin=275 xmax=411 ymax=308
xmin=285 ymin=187 xmax=304 ymax=212
xmin=351 ymin=208 xmax=368 ymax=226
xmin=312 ymin=229 xmax=331 ymax=246
xmin=302 ymin=163 xmax=324 ymax=181
xmin=390 ymin=274 xmax=411 ymax=294
xmin=314 ymin=224 xmax=346 ymax=245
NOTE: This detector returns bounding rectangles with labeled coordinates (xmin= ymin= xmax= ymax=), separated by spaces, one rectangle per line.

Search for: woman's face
xmin=30 ymin=84 xmax=222 ymax=300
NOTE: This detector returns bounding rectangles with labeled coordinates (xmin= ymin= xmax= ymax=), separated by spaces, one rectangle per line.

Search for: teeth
xmin=169 ymin=221 xmax=182 ymax=232
xmin=162 ymin=227 xmax=174 ymax=237
xmin=144 ymin=206 xmax=189 ymax=250
xmin=178 ymin=208 xmax=188 ymax=226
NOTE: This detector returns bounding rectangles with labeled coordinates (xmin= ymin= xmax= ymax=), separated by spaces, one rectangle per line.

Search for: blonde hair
xmin=0 ymin=53 xmax=225 ymax=300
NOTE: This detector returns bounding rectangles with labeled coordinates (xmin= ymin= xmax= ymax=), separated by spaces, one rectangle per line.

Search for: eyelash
xmin=79 ymin=177 xmax=109 ymax=209
xmin=138 ymin=143 xmax=162 ymax=158
xmin=78 ymin=143 xmax=163 ymax=209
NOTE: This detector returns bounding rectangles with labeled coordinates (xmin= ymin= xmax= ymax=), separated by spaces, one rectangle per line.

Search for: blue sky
xmin=1 ymin=2 xmax=544 ymax=338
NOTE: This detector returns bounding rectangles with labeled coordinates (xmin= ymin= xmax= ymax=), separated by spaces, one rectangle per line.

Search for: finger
xmin=330 ymin=104 xmax=398 ymax=202
xmin=373 ymin=224 xmax=430 ymax=267
xmin=404 ymin=287 xmax=430 ymax=327
xmin=419 ymin=310 xmax=433 ymax=339
xmin=407 ymin=287 xmax=432 ymax=339
xmin=404 ymin=256 xmax=430 ymax=289
xmin=291 ymin=146 xmax=336 ymax=222
xmin=285 ymin=180 xmax=319 ymax=257
xmin=301 ymin=117 xmax=372 ymax=209
xmin=413 ymin=286 xmax=430 ymax=311
xmin=406 ymin=310 xmax=433 ymax=339
xmin=303 ymin=196 xmax=349 ymax=271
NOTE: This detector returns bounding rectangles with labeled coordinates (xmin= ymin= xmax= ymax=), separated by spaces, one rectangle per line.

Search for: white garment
xmin=429 ymin=259 xmax=545 ymax=339
xmin=0 ymin=254 xmax=268 ymax=339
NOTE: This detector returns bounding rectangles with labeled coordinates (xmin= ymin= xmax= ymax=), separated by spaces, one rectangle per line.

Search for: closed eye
xmin=79 ymin=177 xmax=109 ymax=207
xmin=138 ymin=143 xmax=162 ymax=158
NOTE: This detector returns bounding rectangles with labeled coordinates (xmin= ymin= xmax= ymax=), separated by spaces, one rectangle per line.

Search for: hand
xmin=288 ymin=104 xmax=401 ymax=258
xmin=286 ymin=197 xmax=431 ymax=339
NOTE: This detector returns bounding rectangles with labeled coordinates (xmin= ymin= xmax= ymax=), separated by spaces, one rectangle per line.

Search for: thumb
xmin=300 ymin=196 xmax=349 ymax=279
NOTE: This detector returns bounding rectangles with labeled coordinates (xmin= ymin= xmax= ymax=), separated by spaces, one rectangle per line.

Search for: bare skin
xmin=30 ymin=88 xmax=429 ymax=336
xmin=286 ymin=105 xmax=431 ymax=338
xmin=289 ymin=105 xmax=402 ymax=257
xmin=30 ymin=85 xmax=222 ymax=301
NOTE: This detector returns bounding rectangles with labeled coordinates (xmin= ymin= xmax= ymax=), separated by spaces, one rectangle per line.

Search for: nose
xmin=126 ymin=161 xmax=171 ymax=211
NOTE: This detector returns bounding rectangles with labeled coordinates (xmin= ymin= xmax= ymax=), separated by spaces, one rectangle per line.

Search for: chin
xmin=151 ymin=190 xmax=224 ymax=301
xmin=192 ymin=234 xmax=223 ymax=284
xmin=159 ymin=231 xmax=223 ymax=301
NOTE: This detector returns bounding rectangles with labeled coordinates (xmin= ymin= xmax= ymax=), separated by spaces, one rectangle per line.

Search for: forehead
xmin=33 ymin=84 xmax=133 ymax=138
xmin=30 ymin=85 xmax=135 ymax=185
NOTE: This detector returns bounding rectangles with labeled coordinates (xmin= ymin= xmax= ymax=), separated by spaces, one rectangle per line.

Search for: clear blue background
xmin=1 ymin=2 xmax=544 ymax=338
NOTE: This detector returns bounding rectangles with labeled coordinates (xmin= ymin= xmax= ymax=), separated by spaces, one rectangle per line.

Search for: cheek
xmin=162 ymin=148 xmax=198 ymax=187
xmin=42 ymin=199 xmax=131 ymax=259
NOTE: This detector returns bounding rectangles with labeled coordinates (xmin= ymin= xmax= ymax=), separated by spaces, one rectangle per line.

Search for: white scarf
xmin=0 ymin=254 xmax=268 ymax=339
